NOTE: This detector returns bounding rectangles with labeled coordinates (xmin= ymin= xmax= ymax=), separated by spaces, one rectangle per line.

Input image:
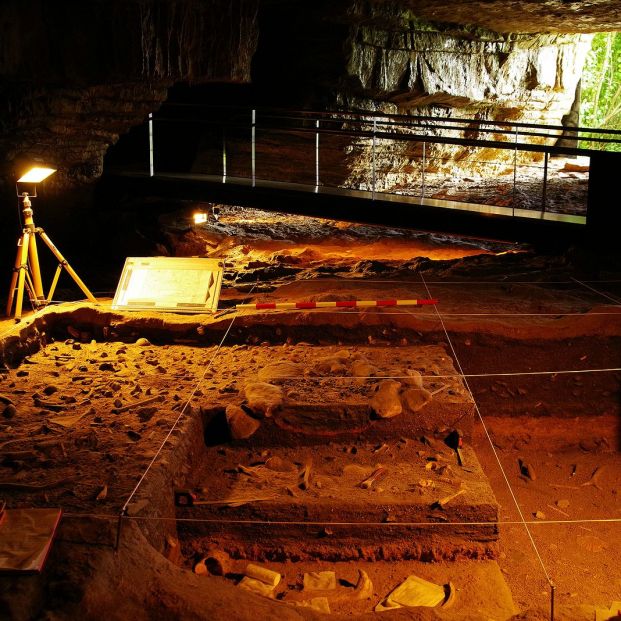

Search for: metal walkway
xmin=104 ymin=105 xmax=621 ymax=244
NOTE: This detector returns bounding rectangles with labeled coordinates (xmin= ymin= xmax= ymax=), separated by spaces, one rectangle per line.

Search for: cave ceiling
xmin=367 ymin=0 xmax=621 ymax=33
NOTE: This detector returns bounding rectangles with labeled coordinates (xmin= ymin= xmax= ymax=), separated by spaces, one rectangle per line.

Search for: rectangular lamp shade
xmin=18 ymin=167 xmax=56 ymax=183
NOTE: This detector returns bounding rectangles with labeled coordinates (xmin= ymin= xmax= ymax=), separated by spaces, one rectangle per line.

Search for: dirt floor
xmin=0 ymin=206 xmax=620 ymax=621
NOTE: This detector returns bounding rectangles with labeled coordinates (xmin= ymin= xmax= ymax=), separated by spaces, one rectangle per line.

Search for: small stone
xmin=556 ymin=499 xmax=570 ymax=509
xmin=43 ymin=385 xmax=59 ymax=396
xmin=113 ymin=399 xmax=123 ymax=408
xmin=350 ymin=359 xmax=378 ymax=382
xmin=534 ymin=510 xmax=546 ymax=520
xmin=99 ymin=362 xmax=115 ymax=372
xmin=303 ymin=571 xmax=336 ymax=591
xmin=226 ymin=404 xmax=260 ymax=440
xmin=243 ymin=382 xmax=283 ymax=417
xmin=136 ymin=407 xmax=158 ymax=423
xmin=16 ymin=370 xmax=28 ymax=377
xmin=203 ymin=549 xmax=231 ymax=576
xmin=265 ymin=456 xmax=296 ymax=472
xmin=257 ymin=361 xmax=303 ymax=384
xmin=404 ymin=369 xmax=424 ymax=389
xmin=518 ymin=458 xmax=536 ymax=481
xmin=127 ymin=430 xmax=141 ymax=441
xmin=2 ymin=404 xmax=17 ymax=419
xmin=401 ymin=387 xmax=432 ymax=413
xmin=136 ymin=338 xmax=151 ymax=346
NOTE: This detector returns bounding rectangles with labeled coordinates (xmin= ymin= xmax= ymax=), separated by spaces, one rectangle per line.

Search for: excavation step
xmin=202 ymin=344 xmax=475 ymax=444
xmin=176 ymin=437 xmax=499 ymax=562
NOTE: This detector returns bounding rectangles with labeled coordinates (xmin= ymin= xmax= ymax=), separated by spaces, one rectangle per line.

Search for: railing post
xmin=542 ymin=150 xmax=548 ymax=215
xmin=148 ymin=113 xmax=154 ymax=177
xmin=251 ymin=109 xmax=256 ymax=187
xmin=372 ymin=119 xmax=377 ymax=199
xmin=422 ymin=141 xmax=426 ymax=199
xmin=315 ymin=118 xmax=320 ymax=191
xmin=512 ymin=126 xmax=518 ymax=216
xmin=222 ymin=126 xmax=227 ymax=183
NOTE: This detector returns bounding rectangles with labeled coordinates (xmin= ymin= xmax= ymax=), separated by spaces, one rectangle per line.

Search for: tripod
xmin=6 ymin=193 xmax=97 ymax=321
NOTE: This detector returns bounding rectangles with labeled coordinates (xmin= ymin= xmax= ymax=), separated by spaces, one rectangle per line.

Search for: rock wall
xmin=337 ymin=2 xmax=593 ymax=190
xmin=0 ymin=0 xmax=259 ymax=188
xmin=372 ymin=0 xmax=621 ymax=34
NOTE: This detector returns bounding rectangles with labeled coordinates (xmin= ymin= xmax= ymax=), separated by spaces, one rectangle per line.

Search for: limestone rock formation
xmin=0 ymin=0 xmax=259 ymax=187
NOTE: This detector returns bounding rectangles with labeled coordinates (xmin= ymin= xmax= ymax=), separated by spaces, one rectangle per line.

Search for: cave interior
xmin=1 ymin=1 xmax=621 ymax=620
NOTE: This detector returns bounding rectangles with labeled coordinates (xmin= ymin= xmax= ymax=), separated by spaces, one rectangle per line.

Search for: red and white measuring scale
xmin=236 ymin=298 xmax=437 ymax=310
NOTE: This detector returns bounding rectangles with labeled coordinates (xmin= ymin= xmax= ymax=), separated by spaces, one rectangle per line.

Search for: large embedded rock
xmin=370 ymin=380 xmax=403 ymax=418
xmin=225 ymin=404 xmax=260 ymax=440
xmin=401 ymin=388 xmax=433 ymax=413
xmin=243 ymin=382 xmax=283 ymax=417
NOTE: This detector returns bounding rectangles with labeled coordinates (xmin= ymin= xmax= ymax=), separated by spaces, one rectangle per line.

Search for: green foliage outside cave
xmin=580 ymin=32 xmax=621 ymax=151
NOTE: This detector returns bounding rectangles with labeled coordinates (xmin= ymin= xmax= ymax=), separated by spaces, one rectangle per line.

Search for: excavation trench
xmin=0 ymin=303 xmax=619 ymax=619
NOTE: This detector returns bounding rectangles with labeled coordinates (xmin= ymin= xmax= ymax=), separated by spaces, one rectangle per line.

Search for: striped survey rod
xmin=236 ymin=298 xmax=438 ymax=310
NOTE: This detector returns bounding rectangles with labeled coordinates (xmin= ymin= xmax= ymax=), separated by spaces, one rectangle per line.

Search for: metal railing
xmin=138 ymin=104 xmax=621 ymax=221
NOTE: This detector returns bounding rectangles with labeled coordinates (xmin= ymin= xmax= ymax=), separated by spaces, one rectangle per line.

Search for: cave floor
xmin=1 ymin=211 xmax=621 ymax=620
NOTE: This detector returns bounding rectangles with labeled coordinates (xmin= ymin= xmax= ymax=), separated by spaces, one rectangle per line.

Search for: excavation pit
xmin=173 ymin=343 xmax=497 ymax=563
xmin=177 ymin=437 xmax=499 ymax=563
xmin=1 ymin=296 xmax=620 ymax=619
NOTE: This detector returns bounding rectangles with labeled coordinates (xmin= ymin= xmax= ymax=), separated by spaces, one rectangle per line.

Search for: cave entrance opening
xmin=579 ymin=32 xmax=621 ymax=151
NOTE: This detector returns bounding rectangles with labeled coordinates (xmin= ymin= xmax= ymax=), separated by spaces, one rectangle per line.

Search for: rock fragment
xmin=401 ymin=388 xmax=432 ymax=413
xmin=370 ymin=380 xmax=402 ymax=418
xmin=243 ymin=382 xmax=283 ymax=417
xmin=404 ymin=369 xmax=424 ymax=389
xmin=303 ymin=571 xmax=336 ymax=591
xmin=2 ymin=404 xmax=17 ymax=419
xmin=225 ymin=404 xmax=260 ymax=440
xmin=257 ymin=362 xmax=304 ymax=384
xmin=353 ymin=569 xmax=373 ymax=599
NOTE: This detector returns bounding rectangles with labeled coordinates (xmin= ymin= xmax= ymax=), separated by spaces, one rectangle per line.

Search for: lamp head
xmin=16 ymin=166 xmax=56 ymax=198
xmin=193 ymin=211 xmax=208 ymax=224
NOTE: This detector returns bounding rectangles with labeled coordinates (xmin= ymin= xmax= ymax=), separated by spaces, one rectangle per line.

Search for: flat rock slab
xmin=178 ymin=437 xmax=498 ymax=562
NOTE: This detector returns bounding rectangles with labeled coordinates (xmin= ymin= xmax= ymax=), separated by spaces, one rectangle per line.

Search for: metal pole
xmin=315 ymin=119 xmax=320 ymax=191
xmin=251 ymin=109 xmax=256 ymax=187
xmin=512 ymin=126 xmax=518 ymax=216
xmin=422 ymin=141 xmax=426 ymax=199
xmin=542 ymin=151 xmax=548 ymax=215
xmin=372 ymin=119 xmax=376 ymax=199
xmin=148 ymin=113 xmax=154 ymax=177
xmin=222 ymin=127 xmax=227 ymax=183
xmin=550 ymin=584 xmax=556 ymax=621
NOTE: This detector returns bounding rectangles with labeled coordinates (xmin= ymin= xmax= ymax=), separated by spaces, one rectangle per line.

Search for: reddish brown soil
xmin=0 ymin=210 xmax=620 ymax=621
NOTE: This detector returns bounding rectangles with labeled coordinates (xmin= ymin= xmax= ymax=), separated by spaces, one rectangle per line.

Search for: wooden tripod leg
xmin=47 ymin=264 xmax=63 ymax=303
xmin=6 ymin=234 xmax=25 ymax=317
xmin=13 ymin=230 xmax=31 ymax=321
xmin=38 ymin=231 xmax=97 ymax=303
xmin=27 ymin=229 xmax=45 ymax=302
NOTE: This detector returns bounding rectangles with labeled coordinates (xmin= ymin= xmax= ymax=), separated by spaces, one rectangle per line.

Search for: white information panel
xmin=112 ymin=257 xmax=224 ymax=313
